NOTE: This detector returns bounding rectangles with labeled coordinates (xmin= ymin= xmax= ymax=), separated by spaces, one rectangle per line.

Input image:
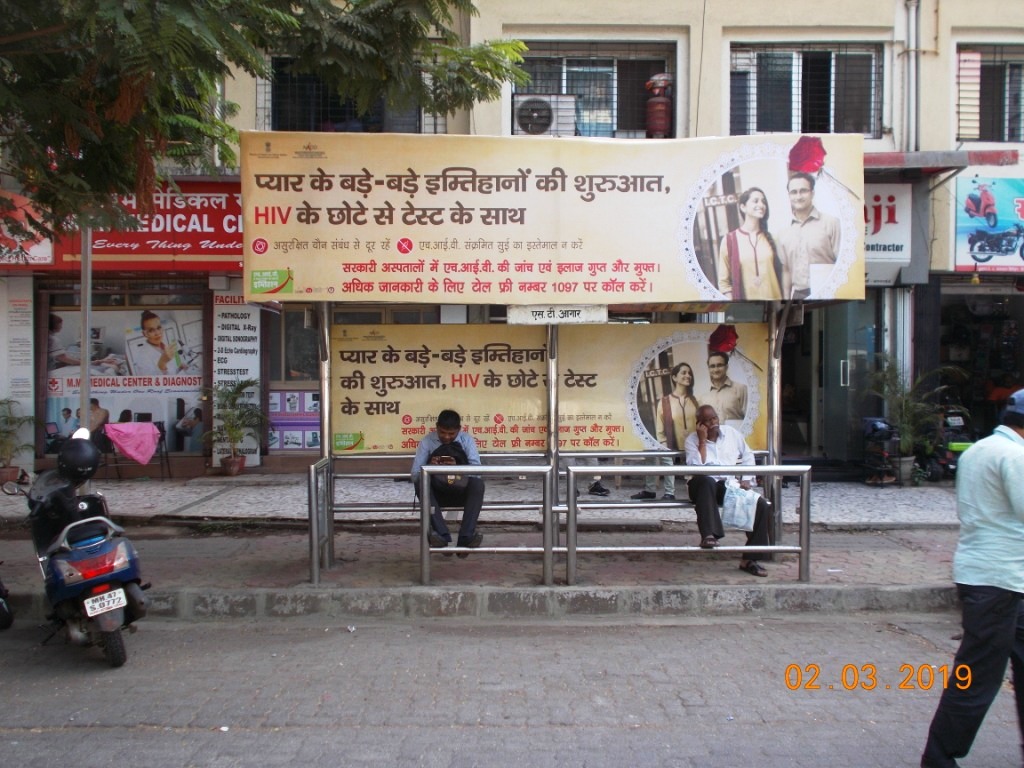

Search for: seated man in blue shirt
xmin=410 ymin=409 xmax=485 ymax=556
xmin=684 ymin=404 xmax=773 ymax=577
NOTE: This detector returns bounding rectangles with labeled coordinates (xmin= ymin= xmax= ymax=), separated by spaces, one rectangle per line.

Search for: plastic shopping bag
xmin=721 ymin=485 xmax=759 ymax=532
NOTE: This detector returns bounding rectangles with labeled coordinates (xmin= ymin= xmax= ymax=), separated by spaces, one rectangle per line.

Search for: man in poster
xmin=777 ymin=172 xmax=841 ymax=301
xmin=698 ymin=351 xmax=747 ymax=422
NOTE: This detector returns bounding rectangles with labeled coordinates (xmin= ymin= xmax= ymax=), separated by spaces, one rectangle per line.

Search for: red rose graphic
xmin=708 ymin=324 xmax=739 ymax=355
xmin=788 ymin=136 xmax=827 ymax=174
xmin=707 ymin=324 xmax=763 ymax=372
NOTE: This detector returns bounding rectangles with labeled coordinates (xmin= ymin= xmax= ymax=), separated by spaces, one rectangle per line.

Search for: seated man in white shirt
xmin=683 ymin=404 xmax=774 ymax=577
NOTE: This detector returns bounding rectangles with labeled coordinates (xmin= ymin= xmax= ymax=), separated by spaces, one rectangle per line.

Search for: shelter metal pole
xmin=79 ymin=225 xmax=92 ymax=429
xmin=545 ymin=324 xmax=558 ymax=582
xmin=317 ymin=302 xmax=333 ymax=565
xmin=768 ymin=304 xmax=783 ymax=544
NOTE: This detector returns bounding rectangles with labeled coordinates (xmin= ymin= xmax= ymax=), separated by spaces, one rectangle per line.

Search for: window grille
xmin=730 ymin=44 xmax=883 ymax=138
xmin=255 ymin=58 xmax=445 ymax=135
xmin=514 ymin=42 xmax=676 ymax=138
xmin=957 ymin=46 xmax=1024 ymax=142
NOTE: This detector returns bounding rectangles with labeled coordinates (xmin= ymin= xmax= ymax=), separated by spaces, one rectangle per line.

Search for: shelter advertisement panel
xmin=243 ymin=133 xmax=864 ymax=304
xmin=330 ymin=323 xmax=768 ymax=455
xmin=954 ymin=176 xmax=1024 ymax=273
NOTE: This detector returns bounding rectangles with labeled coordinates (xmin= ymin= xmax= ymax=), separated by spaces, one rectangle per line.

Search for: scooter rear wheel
xmin=100 ymin=629 xmax=126 ymax=667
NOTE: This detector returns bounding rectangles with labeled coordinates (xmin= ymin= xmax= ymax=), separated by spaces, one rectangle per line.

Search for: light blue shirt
xmin=410 ymin=430 xmax=481 ymax=485
xmin=953 ymin=425 xmax=1024 ymax=593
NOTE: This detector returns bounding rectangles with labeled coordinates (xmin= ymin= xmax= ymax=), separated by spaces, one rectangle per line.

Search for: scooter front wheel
xmin=100 ymin=629 xmax=126 ymax=667
xmin=986 ymin=212 xmax=998 ymax=228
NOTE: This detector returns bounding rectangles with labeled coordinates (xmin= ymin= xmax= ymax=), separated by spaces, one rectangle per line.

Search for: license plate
xmin=946 ymin=415 xmax=964 ymax=427
xmin=84 ymin=588 xmax=126 ymax=617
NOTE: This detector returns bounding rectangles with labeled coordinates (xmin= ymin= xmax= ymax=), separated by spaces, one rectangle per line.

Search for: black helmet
xmin=57 ymin=437 xmax=100 ymax=484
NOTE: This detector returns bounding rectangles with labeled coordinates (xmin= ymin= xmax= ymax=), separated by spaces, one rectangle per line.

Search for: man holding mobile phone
xmin=411 ymin=409 xmax=485 ymax=556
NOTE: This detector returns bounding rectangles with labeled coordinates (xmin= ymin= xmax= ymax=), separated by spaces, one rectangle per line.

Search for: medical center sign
xmin=241 ymin=133 xmax=864 ymax=304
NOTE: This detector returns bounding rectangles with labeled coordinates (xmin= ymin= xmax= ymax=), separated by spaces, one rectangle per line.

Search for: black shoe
xmin=588 ymin=481 xmax=610 ymax=497
xmin=739 ymin=560 xmax=767 ymax=577
xmin=456 ymin=532 xmax=483 ymax=558
xmin=427 ymin=531 xmax=447 ymax=548
xmin=661 ymin=493 xmax=676 ymax=501
xmin=631 ymin=490 xmax=657 ymax=500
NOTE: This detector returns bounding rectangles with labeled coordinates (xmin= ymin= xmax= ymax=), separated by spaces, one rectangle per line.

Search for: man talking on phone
xmin=411 ymin=409 xmax=485 ymax=556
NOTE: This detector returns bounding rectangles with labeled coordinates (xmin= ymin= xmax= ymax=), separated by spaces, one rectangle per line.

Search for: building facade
xmin=1 ymin=1 xmax=1022 ymax=473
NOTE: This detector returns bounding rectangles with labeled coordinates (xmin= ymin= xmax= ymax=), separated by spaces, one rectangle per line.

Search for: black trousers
xmin=921 ymin=583 xmax=1024 ymax=767
xmin=686 ymin=476 xmax=772 ymax=560
xmin=420 ymin=477 xmax=485 ymax=544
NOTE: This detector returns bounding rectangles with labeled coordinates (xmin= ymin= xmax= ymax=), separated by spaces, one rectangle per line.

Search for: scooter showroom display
xmin=964 ymin=178 xmax=999 ymax=229
xmin=1 ymin=428 xmax=148 ymax=667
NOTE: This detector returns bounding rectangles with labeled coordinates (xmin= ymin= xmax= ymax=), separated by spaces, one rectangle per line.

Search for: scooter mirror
xmin=71 ymin=427 xmax=90 ymax=440
xmin=1 ymin=481 xmax=21 ymax=496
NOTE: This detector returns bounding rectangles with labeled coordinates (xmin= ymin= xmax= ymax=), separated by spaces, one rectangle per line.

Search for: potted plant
xmin=0 ymin=397 xmax=36 ymax=483
xmin=203 ymin=379 xmax=268 ymax=475
xmin=861 ymin=354 xmax=967 ymax=482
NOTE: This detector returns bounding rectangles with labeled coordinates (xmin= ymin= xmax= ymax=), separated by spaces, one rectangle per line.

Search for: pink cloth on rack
xmin=104 ymin=423 xmax=159 ymax=465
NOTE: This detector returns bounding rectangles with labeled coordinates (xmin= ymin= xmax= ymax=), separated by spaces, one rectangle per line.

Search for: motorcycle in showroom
xmin=1 ymin=428 xmax=148 ymax=667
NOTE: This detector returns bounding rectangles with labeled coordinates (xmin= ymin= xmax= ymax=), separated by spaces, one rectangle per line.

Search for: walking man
xmin=920 ymin=389 xmax=1024 ymax=767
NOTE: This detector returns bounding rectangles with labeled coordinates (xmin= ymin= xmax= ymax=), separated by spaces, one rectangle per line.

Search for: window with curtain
xmin=957 ymin=46 xmax=1024 ymax=142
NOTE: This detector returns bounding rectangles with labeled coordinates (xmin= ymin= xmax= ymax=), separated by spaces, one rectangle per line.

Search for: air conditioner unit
xmin=513 ymin=94 xmax=577 ymax=136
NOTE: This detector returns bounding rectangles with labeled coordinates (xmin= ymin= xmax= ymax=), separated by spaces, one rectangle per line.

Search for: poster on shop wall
xmin=240 ymin=132 xmax=864 ymax=304
xmin=44 ymin=307 xmax=203 ymax=453
xmin=212 ymin=293 xmax=261 ymax=465
xmin=954 ymin=175 xmax=1024 ymax=273
xmin=330 ymin=323 xmax=768 ymax=455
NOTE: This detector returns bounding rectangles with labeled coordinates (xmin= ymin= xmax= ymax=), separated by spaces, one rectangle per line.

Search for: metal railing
xmin=308 ymin=457 xmax=333 ymax=585
xmin=565 ymin=463 xmax=812 ymax=585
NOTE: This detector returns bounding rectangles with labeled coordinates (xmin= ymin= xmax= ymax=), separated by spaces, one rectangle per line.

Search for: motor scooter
xmin=1 ymin=429 xmax=147 ymax=667
xmin=967 ymin=223 xmax=1024 ymax=263
xmin=964 ymin=179 xmax=998 ymax=228
xmin=941 ymin=403 xmax=974 ymax=476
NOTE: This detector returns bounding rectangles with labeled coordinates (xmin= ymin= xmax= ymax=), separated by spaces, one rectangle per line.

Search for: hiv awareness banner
xmin=241 ymin=132 xmax=864 ymax=304
xmin=331 ymin=323 xmax=769 ymax=454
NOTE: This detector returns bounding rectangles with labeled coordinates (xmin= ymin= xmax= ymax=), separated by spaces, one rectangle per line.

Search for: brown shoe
xmin=700 ymin=535 xmax=719 ymax=549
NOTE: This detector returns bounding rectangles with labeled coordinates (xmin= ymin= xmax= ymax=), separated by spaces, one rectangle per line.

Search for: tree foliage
xmin=0 ymin=0 xmax=527 ymax=239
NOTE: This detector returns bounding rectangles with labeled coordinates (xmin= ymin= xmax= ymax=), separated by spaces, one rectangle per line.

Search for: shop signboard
xmin=330 ymin=323 xmax=769 ymax=453
xmin=43 ymin=181 xmax=244 ymax=272
xmin=211 ymin=293 xmax=261 ymax=465
xmin=242 ymin=133 xmax=865 ymax=304
xmin=954 ymin=175 xmax=1024 ymax=273
xmin=863 ymin=183 xmax=912 ymax=285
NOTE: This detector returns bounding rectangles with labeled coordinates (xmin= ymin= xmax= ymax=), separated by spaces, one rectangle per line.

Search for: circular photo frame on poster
xmin=626 ymin=330 xmax=762 ymax=451
xmin=678 ymin=140 xmax=859 ymax=301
